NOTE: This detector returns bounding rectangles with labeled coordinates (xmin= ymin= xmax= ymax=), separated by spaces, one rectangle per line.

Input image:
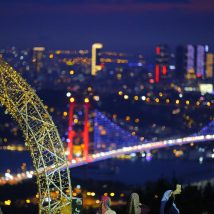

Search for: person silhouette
xmin=100 ymin=196 xmax=116 ymax=214
xmin=160 ymin=184 xmax=182 ymax=214
xmin=128 ymin=193 xmax=142 ymax=214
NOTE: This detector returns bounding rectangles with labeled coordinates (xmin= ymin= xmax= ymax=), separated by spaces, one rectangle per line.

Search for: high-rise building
xmin=155 ymin=45 xmax=170 ymax=82
xmin=32 ymin=47 xmax=45 ymax=72
xmin=186 ymin=44 xmax=196 ymax=80
xmin=206 ymin=53 xmax=213 ymax=79
xmin=196 ymin=45 xmax=205 ymax=78
xmin=176 ymin=45 xmax=208 ymax=81
xmin=176 ymin=46 xmax=187 ymax=79
xmin=91 ymin=43 xmax=103 ymax=76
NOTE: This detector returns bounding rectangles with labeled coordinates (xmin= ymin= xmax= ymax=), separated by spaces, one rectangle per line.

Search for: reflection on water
xmin=72 ymin=158 xmax=214 ymax=185
xmin=0 ymin=151 xmax=32 ymax=173
xmin=0 ymin=151 xmax=214 ymax=185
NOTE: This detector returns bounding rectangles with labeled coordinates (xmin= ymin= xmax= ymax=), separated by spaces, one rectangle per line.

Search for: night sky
xmin=0 ymin=0 xmax=214 ymax=54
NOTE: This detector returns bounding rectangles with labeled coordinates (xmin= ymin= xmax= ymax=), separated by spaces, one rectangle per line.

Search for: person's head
xmin=101 ymin=196 xmax=111 ymax=211
xmin=173 ymin=184 xmax=182 ymax=195
xmin=131 ymin=193 xmax=140 ymax=203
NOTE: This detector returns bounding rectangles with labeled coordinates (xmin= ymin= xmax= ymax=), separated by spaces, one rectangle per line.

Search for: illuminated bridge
xmin=1 ymin=109 xmax=213 ymax=185
xmin=67 ymin=110 xmax=214 ymax=167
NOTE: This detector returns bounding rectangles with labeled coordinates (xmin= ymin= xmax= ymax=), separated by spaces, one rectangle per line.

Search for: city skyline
xmin=0 ymin=1 xmax=214 ymax=213
xmin=0 ymin=0 xmax=214 ymax=54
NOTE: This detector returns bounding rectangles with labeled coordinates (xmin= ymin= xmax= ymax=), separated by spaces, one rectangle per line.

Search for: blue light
xmin=128 ymin=62 xmax=143 ymax=67
xmin=93 ymin=110 xmax=140 ymax=153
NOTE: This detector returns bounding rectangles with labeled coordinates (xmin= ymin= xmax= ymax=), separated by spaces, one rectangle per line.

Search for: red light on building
xmin=162 ymin=65 xmax=167 ymax=75
xmin=155 ymin=65 xmax=160 ymax=83
xmin=149 ymin=79 xmax=155 ymax=84
xmin=156 ymin=47 xmax=160 ymax=55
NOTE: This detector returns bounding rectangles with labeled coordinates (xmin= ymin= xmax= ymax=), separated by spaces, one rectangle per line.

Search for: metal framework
xmin=0 ymin=59 xmax=72 ymax=213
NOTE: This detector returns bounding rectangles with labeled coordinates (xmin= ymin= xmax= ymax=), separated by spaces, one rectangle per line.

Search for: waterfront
xmin=0 ymin=0 xmax=214 ymax=212
xmin=1 ymin=150 xmax=213 ymax=185
xmin=72 ymin=158 xmax=214 ymax=185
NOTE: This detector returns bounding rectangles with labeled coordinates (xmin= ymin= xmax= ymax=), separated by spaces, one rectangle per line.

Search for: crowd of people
xmin=98 ymin=184 xmax=182 ymax=214
xmin=0 ymin=184 xmax=182 ymax=214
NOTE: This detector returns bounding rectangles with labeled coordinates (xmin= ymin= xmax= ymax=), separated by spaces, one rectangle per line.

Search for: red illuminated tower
xmin=83 ymin=98 xmax=90 ymax=161
xmin=67 ymin=97 xmax=90 ymax=162
xmin=67 ymin=97 xmax=75 ymax=161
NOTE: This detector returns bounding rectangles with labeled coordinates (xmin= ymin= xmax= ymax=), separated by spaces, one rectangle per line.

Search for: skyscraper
xmin=176 ymin=46 xmax=188 ymax=80
xmin=196 ymin=45 xmax=205 ymax=78
xmin=155 ymin=45 xmax=170 ymax=82
xmin=32 ymin=47 xmax=45 ymax=73
xmin=91 ymin=43 xmax=103 ymax=76
xmin=176 ymin=45 xmax=208 ymax=81
xmin=186 ymin=44 xmax=196 ymax=80
xmin=206 ymin=53 xmax=213 ymax=79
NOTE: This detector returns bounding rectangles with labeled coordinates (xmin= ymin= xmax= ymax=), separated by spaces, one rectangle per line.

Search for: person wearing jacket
xmin=160 ymin=184 xmax=182 ymax=214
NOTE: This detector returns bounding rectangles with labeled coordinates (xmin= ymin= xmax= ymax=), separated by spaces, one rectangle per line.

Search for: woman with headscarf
xmin=128 ymin=193 xmax=142 ymax=214
xmin=99 ymin=196 xmax=116 ymax=214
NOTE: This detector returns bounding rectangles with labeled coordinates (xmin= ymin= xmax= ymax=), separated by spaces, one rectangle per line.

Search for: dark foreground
xmin=0 ymin=177 xmax=214 ymax=214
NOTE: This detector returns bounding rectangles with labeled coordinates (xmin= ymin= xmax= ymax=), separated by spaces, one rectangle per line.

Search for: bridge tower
xmin=83 ymin=98 xmax=90 ymax=161
xmin=67 ymin=97 xmax=76 ymax=161
xmin=67 ymin=98 xmax=90 ymax=161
